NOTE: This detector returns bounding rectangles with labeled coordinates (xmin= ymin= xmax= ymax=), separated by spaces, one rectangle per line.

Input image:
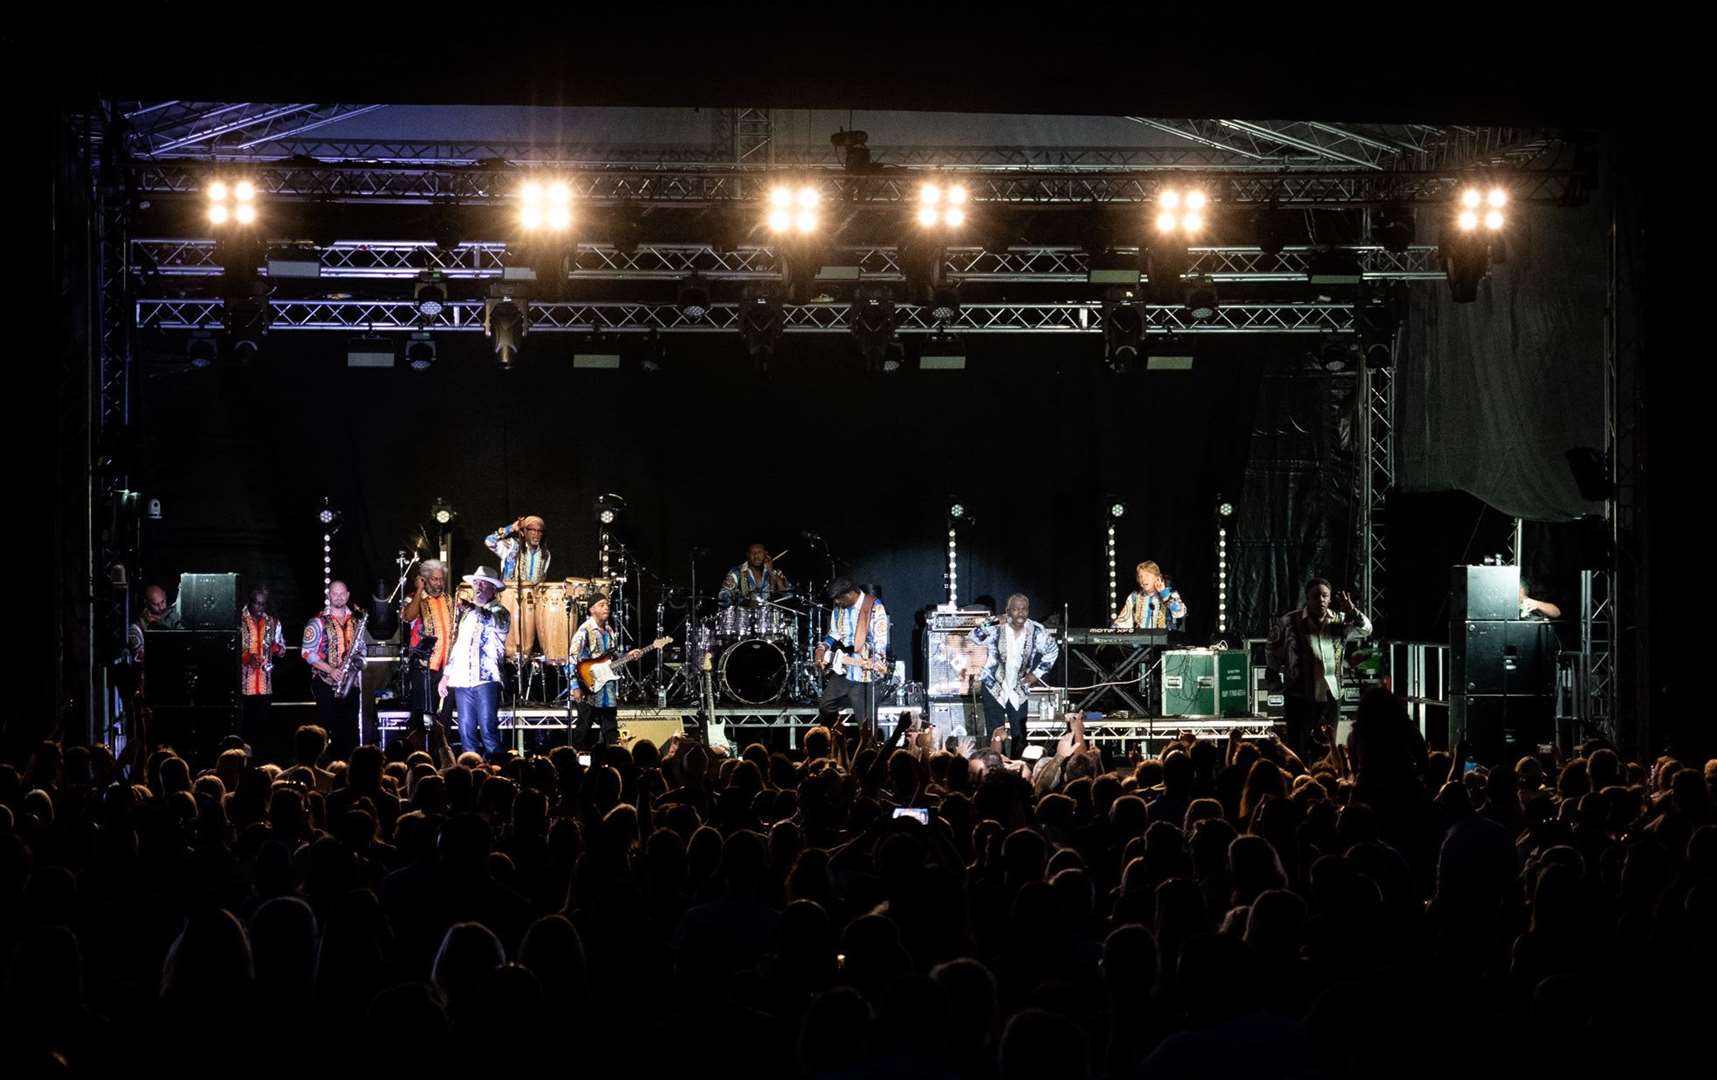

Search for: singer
xmin=967 ymin=594 xmax=1060 ymax=757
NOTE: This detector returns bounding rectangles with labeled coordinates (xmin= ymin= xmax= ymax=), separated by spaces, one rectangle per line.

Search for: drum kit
xmin=686 ymin=593 xmax=823 ymax=706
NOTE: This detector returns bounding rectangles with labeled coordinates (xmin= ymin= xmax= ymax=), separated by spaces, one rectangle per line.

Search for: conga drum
xmin=536 ymin=581 xmax=572 ymax=660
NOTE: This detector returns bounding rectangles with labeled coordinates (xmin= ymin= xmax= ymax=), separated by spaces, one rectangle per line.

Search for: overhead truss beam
xmin=136 ymin=299 xmax=1356 ymax=335
xmin=130 ymin=162 xmax=1579 ymax=207
xmin=135 ymin=240 xmax=1447 ymax=283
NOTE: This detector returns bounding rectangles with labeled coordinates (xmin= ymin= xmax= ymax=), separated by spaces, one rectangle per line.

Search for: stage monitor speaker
xmin=1450 ymin=565 xmax=1519 ymax=621
xmin=144 ymin=630 xmax=239 ymax=708
xmin=618 ymin=716 xmax=687 ymax=748
xmin=178 ymin=573 xmax=239 ymax=630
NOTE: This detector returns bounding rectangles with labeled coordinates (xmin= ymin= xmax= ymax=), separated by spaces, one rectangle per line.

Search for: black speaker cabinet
xmin=144 ymin=630 xmax=239 ymax=708
xmin=1450 ymin=565 xmax=1520 ymax=622
xmin=1450 ymin=693 xmax=1554 ymax=764
xmin=178 ymin=572 xmax=239 ymax=630
xmin=1452 ymin=620 xmax=1552 ymax=694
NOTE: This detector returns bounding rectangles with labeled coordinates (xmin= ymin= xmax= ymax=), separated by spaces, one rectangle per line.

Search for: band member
xmin=1112 ymin=561 xmax=1188 ymax=630
xmin=403 ymin=559 xmax=456 ymax=728
xmin=1520 ymin=584 xmax=1562 ymax=619
xmin=302 ymin=581 xmax=369 ymax=757
xmin=485 ymin=515 xmax=551 ymax=657
xmin=571 ymin=594 xmax=641 ymax=749
xmin=968 ymin=594 xmax=1060 ymax=757
xmin=1268 ymin=578 xmax=1372 ymax=752
xmin=718 ymin=543 xmax=790 ymax=608
xmin=815 ymin=578 xmax=890 ymax=733
xmin=437 ymin=566 xmax=511 ymax=760
xmin=126 ymin=584 xmax=182 ymax=665
xmin=238 ymin=585 xmax=287 ymax=750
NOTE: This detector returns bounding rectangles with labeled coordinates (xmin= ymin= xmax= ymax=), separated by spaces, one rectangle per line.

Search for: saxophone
xmin=324 ymin=612 xmax=369 ymax=699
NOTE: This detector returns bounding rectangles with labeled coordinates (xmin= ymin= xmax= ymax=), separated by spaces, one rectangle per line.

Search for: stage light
xmin=432 ymin=498 xmax=456 ymax=526
xmin=930 ymin=285 xmax=962 ymax=323
xmin=207 ymin=178 xmax=258 ymax=228
xmin=1372 ymin=204 xmax=1416 ymax=254
xmin=770 ymin=186 xmax=793 ymax=207
xmin=795 ymin=210 xmax=816 ymax=233
xmin=318 ymin=504 xmax=337 ymax=526
xmin=414 ymin=273 xmax=448 ymax=318
xmin=1110 ymin=502 xmax=1126 ymax=519
xmin=948 ymin=185 xmax=967 ymax=204
xmin=920 ymin=332 xmax=966 ymax=370
xmin=187 ymin=333 xmax=218 ymax=369
xmin=406 ymin=332 xmax=436 ymax=372
xmin=1218 ymin=501 xmax=1234 ymax=517
xmin=520 ymin=179 xmax=572 ymax=232
xmin=1105 ymin=512 xmax=1120 ymax=617
xmin=1458 ymin=210 xmax=1480 ymax=231
xmin=1185 ymin=280 xmax=1219 ymax=321
xmin=1487 ymin=188 xmax=1507 ymax=208
xmin=1155 ymin=188 xmax=1208 ymax=235
xmin=768 ymin=208 xmax=792 ymax=232
xmin=921 ymin=182 xmax=942 ymax=205
xmin=797 ymin=186 xmax=818 ymax=208
xmin=1461 ymin=189 xmax=1482 ymax=209
xmin=484 ymin=297 xmax=526 ymax=368
xmin=739 ymin=287 xmax=784 ymax=372
xmin=943 ymin=207 xmax=965 ymax=227
xmin=950 ymin=503 xmax=966 ymax=520
xmin=851 ymin=283 xmax=899 ymax=374
xmin=1215 ymin=515 xmax=1230 ymax=634
xmin=1484 ymin=210 xmax=1504 ymax=231
xmin=1103 ymin=290 xmax=1143 ymax=373
xmin=676 ymin=278 xmax=711 ymax=320
xmin=599 ymin=509 xmax=615 ymax=525
xmin=918 ymin=205 xmax=940 ymax=227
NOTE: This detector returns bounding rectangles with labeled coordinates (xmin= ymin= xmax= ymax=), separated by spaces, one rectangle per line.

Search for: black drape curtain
xmin=1396 ymin=200 xmax=1607 ymax=523
xmin=1230 ymin=363 xmax=1357 ymax=638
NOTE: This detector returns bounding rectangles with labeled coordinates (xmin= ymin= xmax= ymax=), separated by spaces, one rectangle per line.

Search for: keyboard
xmin=1063 ymin=629 xmax=1174 ymax=646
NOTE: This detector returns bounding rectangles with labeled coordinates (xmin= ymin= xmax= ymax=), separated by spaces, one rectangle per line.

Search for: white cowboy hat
xmin=463 ymin=565 xmax=506 ymax=590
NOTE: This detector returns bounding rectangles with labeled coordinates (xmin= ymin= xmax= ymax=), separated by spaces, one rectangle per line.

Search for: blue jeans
xmin=454 ymin=682 xmax=502 ymax=758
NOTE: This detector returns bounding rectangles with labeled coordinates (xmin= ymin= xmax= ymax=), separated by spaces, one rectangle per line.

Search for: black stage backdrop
xmin=133 ymin=333 xmax=1300 ymax=678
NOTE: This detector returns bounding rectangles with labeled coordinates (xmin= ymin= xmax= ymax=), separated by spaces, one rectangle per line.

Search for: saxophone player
xmin=302 ymin=580 xmax=369 ymax=758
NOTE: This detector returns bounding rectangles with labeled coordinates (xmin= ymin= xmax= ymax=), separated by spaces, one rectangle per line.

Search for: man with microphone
xmin=967 ymin=594 xmax=1060 ymax=757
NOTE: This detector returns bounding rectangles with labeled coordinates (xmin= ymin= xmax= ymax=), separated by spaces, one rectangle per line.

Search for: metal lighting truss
xmin=135 ymin=240 xmax=1448 ymax=283
xmin=1357 ymin=362 xmax=1395 ymax=630
xmin=136 ymin=298 xmax=1356 ymax=335
xmin=121 ymin=102 xmax=387 ymax=157
xmin=130 ymin=161 xmax=1580 ymax=207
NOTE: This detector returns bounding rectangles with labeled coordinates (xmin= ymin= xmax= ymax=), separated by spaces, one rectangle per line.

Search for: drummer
xmin=718 ymin=543 xmax=790 ymax=609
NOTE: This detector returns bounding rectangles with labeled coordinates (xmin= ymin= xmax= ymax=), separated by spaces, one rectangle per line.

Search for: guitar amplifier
xmin=177 ymin=573 xmax=240 ymax=630
xmin=144 ymin=630 xmax=239 ymax=708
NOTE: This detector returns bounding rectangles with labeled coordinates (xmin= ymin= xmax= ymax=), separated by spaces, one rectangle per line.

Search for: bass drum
xmin=719 ymin=637 xmax=789 ymax=706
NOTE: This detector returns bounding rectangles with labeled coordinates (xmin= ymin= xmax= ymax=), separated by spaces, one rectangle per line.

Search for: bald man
xmin=126 ymin=584 xmax=182 ymax=665
xmin=485 ymin=515 xmax=552 ymax=659
xmin=302 ymin=580 xmax=369 ymax=756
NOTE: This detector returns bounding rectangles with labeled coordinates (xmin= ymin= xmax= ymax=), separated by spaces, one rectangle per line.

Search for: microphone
xmin=689 ymin=546 xmax=711 ymax=556
xmin=800 ymin=530 xmax=823 ymax=541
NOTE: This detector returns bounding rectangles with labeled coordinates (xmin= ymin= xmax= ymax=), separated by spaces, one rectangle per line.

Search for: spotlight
xmin=851 ymin=283 xmax=899 ymax=374
xmin=406 ymin=332 xmax=436 ymax=372
xmin=599 ymin=509 xmax=615 ymax=525
xmin=949 ymin=502 xmax=966 ymax=520
xmin=1217 ymin=501 xmax=1234 ymax=517
xmin=1488 ymin=188 xmax=1507 ymax=208
xmin=921 ymin=182 xmax=943 ymax=206
xmin=1484 ymin=210 xmax=1504 ymax=231
xmin=317 ymin=500 xmax=340 ymax=527
xmin=769 ymin=183 xmax=819 ymax=234
xmin=431 ymin=498 xmax=456 ymax=526
xmin=1185 ymin=280 xmax=1219 ymax=321
xmin=1458 ymin=210 xmax=1480 ymax=232
xmin=413 ymin=273 xmax=448 ymax=319
xmin=520 ymin=179 xmax=573 ymax=231
xmin=1109 ymin=502 xmax=1127 ymax=519
xmin=1372 ymin=205 xmax=1416 ymax=254
xmin=641 ymin=332 xmax=666 ymax=374
xmin=594 ymin=493 xmax=626 ymax=527
xmin=676 ymin=277 xmax=711 ymax=320
xmin=1154 ymin=188 xmax=1208 ymax=235
xmin=1319 ymin=340 xmax=1355 ymax=371
xmin=917 ymin=205 xmax=940 ymax=227
xmin=1252 ymin=210 xmax=1291 ymax=257
xmin=917 ymin=183 xmax=968 ymax=230
xmin=930 ymin=285 xmax=961 ymax=323
xmin=484 ymin=297 xmax=527 ymax=368
xmin=186 ymin=332 xmax=218 ymax=369
xmin=739 ymin=287 xmax=784 ymax=372
xmin=207 ymin=178 xmax=258 ymax=228
xmin=1102 ymin=290 xmax=1143 ymax=373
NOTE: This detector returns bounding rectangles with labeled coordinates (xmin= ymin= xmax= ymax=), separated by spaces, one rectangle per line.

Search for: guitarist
xmin=302 ymin=580 xmax=368 ymax=758
xmin=814 ymin=578 xmax=890 ymax=736
xmin=571 ymin=594 xmax=642 ymax=750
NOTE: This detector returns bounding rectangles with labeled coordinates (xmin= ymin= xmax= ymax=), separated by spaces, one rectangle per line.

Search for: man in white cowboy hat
xmin=438 ymin=565 xmax=512 ymax=759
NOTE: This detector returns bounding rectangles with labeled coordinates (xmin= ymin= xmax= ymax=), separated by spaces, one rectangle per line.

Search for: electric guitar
xmin=817 ymin=645 xmax=889 ymax=680
xmin=576 ymin=637 xmax=673 ymax=694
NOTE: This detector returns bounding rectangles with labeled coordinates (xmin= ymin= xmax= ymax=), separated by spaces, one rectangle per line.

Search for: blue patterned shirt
xmin=968 ymin=618 xmax=1060 ymax=703
xmin=485 ymin=524 xmax=551 ymax=583
xmin=819 ymin=594 xmax=890 ymax=684
xmin=573 ymin=617 xmax=623 ymax=707
xmin=445 ymin=602 xmax=510 ymax=688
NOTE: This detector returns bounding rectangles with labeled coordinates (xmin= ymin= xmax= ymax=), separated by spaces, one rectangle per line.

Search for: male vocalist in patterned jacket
xmin=438 ymin=565 xmax=512 ymax=760
xmin=968 ymin=594 xmax=1061 ymax=756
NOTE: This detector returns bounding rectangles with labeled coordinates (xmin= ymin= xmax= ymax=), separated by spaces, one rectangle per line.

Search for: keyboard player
xmin=1113 ymin=561 xmax=1188 ymax=630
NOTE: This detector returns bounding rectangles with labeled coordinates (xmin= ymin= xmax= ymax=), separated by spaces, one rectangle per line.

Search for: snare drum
xmin=719 ymin=638 xmax=790 ymax=705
